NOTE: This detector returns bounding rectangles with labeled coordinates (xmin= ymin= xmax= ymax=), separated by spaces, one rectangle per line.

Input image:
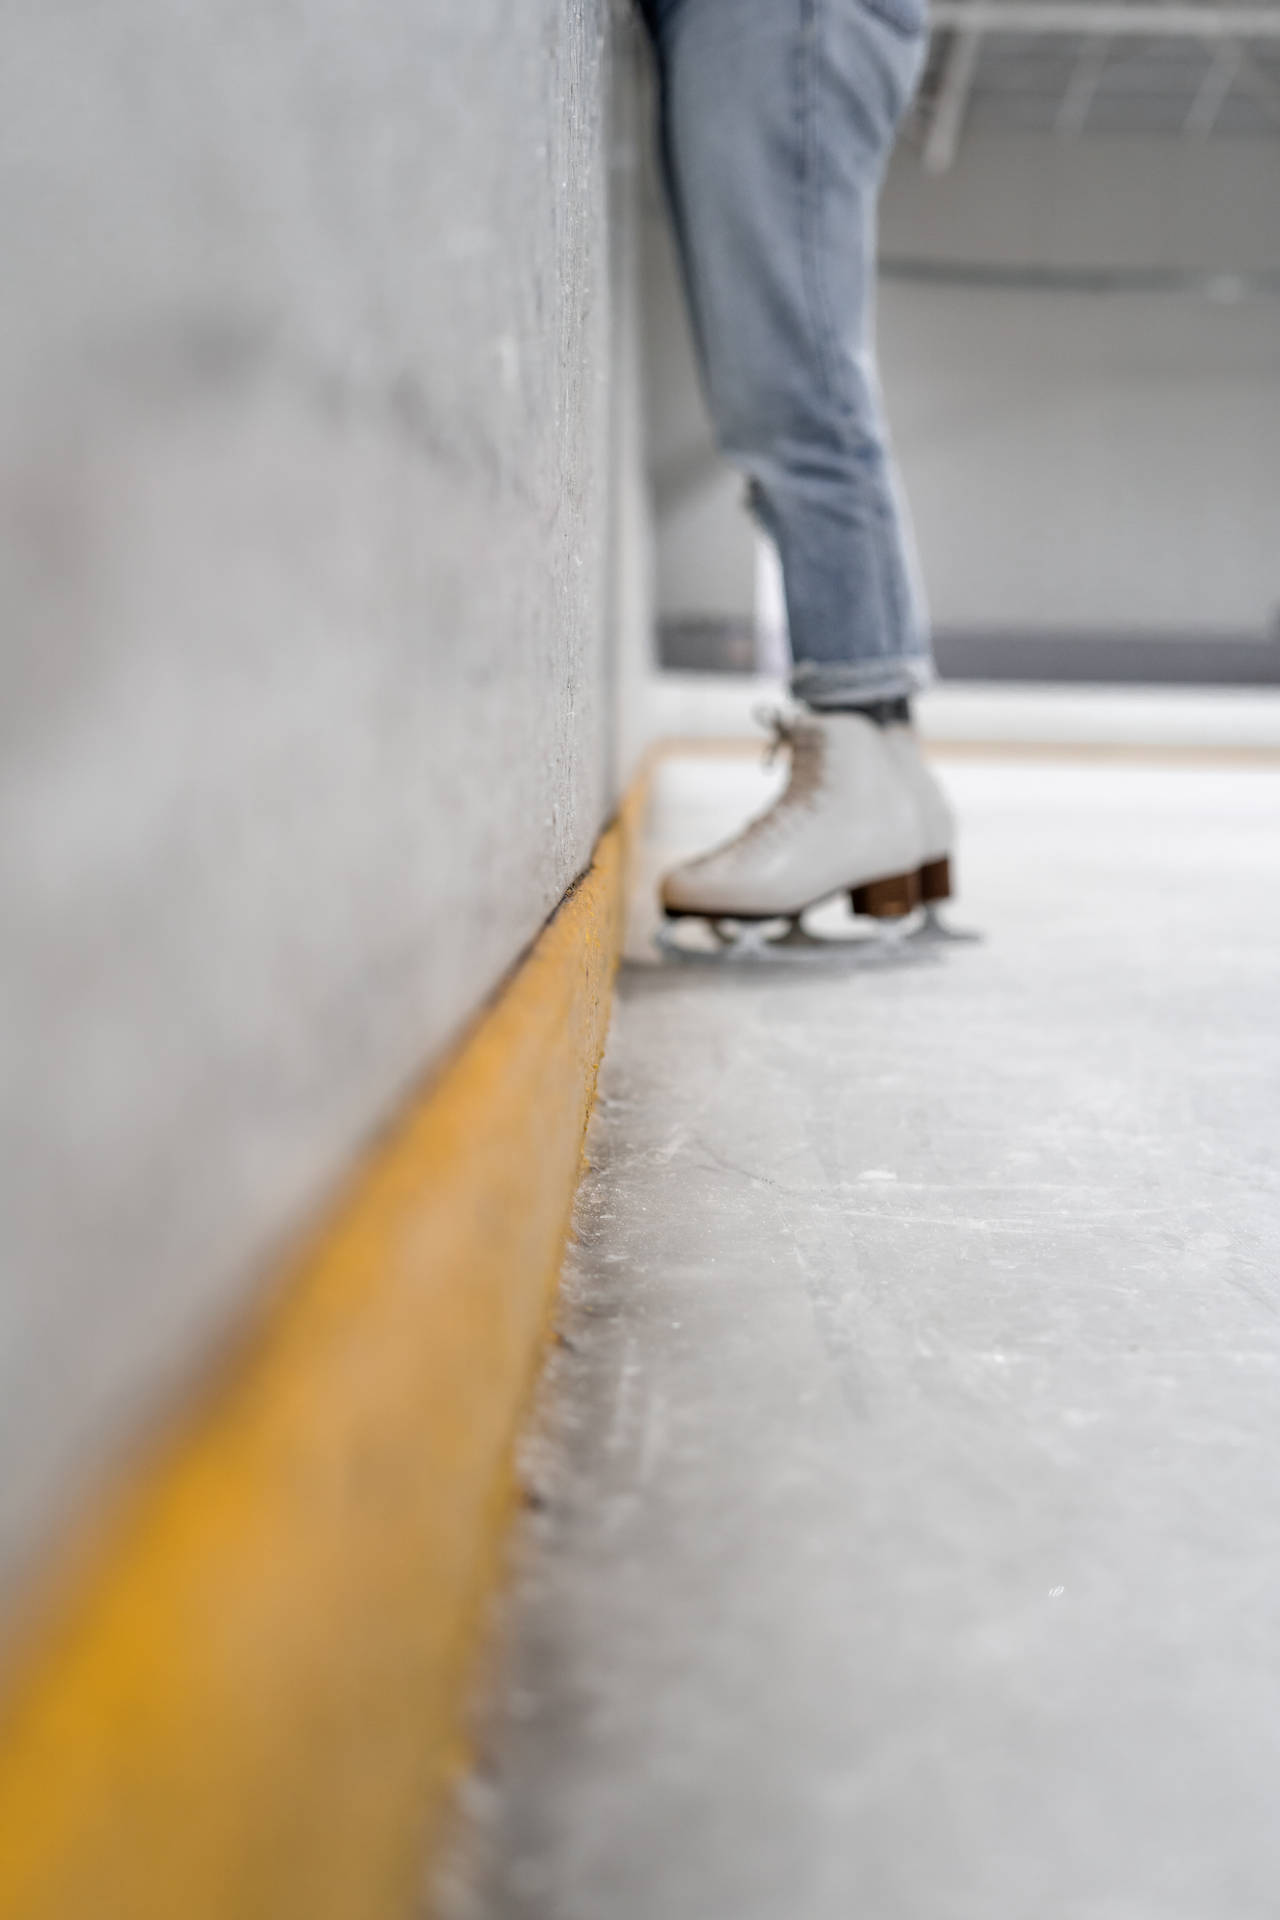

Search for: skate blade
xmin=900 ymin=904 xmax=984 ymax=947
xmin=653 ymin=914 xmax=938 ymax=969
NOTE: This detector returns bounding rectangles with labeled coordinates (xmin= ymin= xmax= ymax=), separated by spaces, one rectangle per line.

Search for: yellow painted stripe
xmin=0 ymin=791 xmax=640 ymax=1920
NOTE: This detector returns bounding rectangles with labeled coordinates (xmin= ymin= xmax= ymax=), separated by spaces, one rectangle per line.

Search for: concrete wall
xmin=608 ymin=14 xmax=660 ymax=783
xmin=642 ymin=156 xmax=756 ymax=633
xmin=645 ymin=125 xmax=1280 ymax=644
xmin=0 ymin=0 xmax=642 ymax=1594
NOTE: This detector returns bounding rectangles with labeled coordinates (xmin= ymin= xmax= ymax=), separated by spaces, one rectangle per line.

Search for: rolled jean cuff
xmin=792 ymin=654 xmax=935 ymax=710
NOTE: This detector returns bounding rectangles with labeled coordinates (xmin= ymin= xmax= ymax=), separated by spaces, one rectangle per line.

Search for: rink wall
xmin=0 ymin=0 xmax=650 ymax=1911
xmin=0 ymin=796 xmax=641 ymax=1920
xmin=877 ymin=132 xmax=1280 ymax=643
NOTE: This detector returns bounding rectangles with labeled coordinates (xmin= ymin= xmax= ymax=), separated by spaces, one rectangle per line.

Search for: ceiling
xmin=915 ymin=4 xmax=1280 ymax=152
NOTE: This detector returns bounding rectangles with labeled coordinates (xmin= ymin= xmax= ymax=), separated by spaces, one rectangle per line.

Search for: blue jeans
xmin=642 ymin=0 xmax=932 ymax=707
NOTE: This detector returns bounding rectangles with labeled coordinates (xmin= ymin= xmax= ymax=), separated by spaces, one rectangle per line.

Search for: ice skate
xmin=656 ymin=711 xmax=929 ymax=964
xmin=883 ymin=723 xmax=981 ymax=947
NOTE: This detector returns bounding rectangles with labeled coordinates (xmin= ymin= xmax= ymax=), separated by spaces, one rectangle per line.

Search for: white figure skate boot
xmin=883 ymin=722 xmax=978 ymax=943
xmin=660 ymin=712 xmax=923 ymax=947
xmin=883 ymin=722 xmax=955 ymax=907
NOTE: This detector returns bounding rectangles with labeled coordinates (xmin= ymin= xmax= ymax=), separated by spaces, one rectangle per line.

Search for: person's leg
xmin=647 ymin=0 xmax=930 ymax=709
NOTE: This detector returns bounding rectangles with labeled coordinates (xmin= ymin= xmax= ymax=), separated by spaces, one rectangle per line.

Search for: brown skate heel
xmin=851 ymin=870 xmax=921 ymax=919
xmin=919 ymin=856 xmax=952 ymax=904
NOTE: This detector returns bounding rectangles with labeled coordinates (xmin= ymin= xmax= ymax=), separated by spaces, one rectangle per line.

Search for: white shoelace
xmin=685 ymin=711 xmax=827 ymax=868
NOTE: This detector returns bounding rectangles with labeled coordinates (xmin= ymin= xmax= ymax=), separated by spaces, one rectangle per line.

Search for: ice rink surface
xmin=444 ymin=749 xmax=1280 ymax=1920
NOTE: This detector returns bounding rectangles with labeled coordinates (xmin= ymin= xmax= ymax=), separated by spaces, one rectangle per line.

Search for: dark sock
xmin=811 ymin=696 xmax=911 ymax=727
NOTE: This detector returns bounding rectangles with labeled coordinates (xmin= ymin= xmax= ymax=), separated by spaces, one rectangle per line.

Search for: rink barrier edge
xmin=0 ymin=781 xmax=645 ymax=1920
